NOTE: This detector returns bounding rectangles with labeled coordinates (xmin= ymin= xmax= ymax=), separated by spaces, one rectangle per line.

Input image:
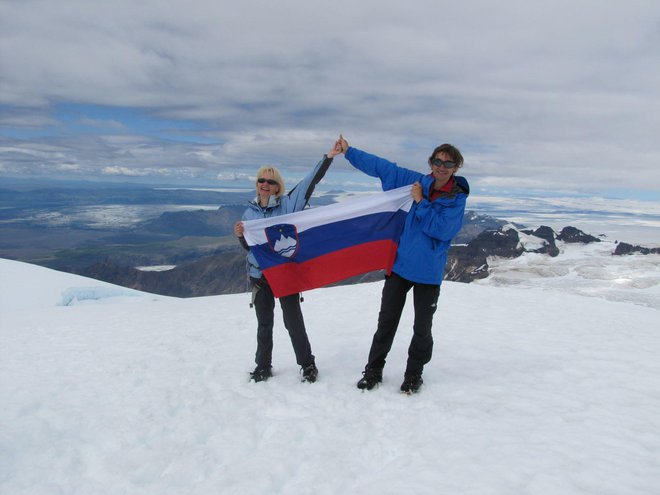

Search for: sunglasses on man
xmin=430 ymin=158 xmax=457 ymax=169
xmin=257 ymin=178 xmax=279 ymax=185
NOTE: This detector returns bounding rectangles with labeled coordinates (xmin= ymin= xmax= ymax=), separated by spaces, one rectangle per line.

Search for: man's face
xmin=430 ymin=151 xmax=456 ymax=183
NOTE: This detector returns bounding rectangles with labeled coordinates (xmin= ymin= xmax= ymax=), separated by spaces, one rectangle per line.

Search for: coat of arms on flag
xmin=266 ymin=224 xmax=299 ymax=259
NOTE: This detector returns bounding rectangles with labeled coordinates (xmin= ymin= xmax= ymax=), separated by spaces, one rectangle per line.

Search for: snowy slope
xmin=0 ymin=259 xmax=166 ymax=311
xmin=1 ymin=258 xmax=659 ymax=495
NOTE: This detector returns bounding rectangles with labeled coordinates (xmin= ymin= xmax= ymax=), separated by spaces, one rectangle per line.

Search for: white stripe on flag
xmin=242 ymin=185 xmax=413 ymax=246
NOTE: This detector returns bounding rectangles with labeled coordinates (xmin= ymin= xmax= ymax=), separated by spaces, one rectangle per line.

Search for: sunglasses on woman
xmin=430 ymin=158 xmax=457 ymax=169
xmin=257 ymin=178 xmax=279 ymax=185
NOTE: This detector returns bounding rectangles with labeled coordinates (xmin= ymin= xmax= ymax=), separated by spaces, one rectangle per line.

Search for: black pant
xmin=366 ymin=272 xmax=441 ymax=375
xmin=253 ymin=278 xmax=314 ymax=369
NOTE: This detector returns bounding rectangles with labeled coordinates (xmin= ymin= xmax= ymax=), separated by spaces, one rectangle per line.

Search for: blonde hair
xmin=255 ymin=166 xmax=286 ymax=198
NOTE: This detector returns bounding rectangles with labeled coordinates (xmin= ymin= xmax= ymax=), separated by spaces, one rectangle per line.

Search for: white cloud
xmin=215 ymin=171 xmax=251 ymax=181
xmin=56 ymin=163 xmax=81 ymax=171
xmin=101 ymin=166 xmax=169 ymax=177
xmin=78 ymin=118 xmax=126 ymax=131
xmin=1 ymin=0 xmax=659 ymax=195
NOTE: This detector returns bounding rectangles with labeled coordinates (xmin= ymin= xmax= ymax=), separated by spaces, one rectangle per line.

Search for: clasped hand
xmin=327 ymin=134 xmax=349 ymax=157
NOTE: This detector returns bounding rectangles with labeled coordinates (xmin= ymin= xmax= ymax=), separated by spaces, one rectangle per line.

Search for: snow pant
xmin=366 ymin=272 xmax=441 ymax=376
xmin=252 ymin=277 xmax=315 ymax=369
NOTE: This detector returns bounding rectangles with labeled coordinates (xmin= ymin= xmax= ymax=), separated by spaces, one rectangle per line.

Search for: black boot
xmin=301 ymin=363 xmax=318 ymax=383
xmin=400 ymin=373 xmax=423 ymax=394
xmin=356 ymin=367 xmax=382 ymax=390
xmin=250 ymin=366 xmax=273 ymax=383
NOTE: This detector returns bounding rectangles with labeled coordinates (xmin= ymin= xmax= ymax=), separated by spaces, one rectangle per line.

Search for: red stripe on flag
xmin=263 ymin=239 xmax=398 ymax=297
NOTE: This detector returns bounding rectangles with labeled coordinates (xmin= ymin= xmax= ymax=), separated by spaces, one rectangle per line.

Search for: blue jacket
xmin=345 ymin=147 xmax=469 ymax=285
xmin=241 ymin=155 xmax=332 ymax=279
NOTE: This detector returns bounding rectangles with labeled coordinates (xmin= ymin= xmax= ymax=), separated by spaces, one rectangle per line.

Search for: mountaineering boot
xmin=301 ymin=363 xmax=318 ymax=383
xmin=356 ymin=367 xmax=383 ymax=390
xmin=400 ymin=373 xmax=423 ymax=394
xmin=250 ymin=367 xmax=273 ymax=383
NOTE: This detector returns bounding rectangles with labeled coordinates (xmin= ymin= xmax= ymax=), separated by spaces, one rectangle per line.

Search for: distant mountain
xmin=140 ymin=205 xmax=246 ymax=237
xmin=77 ymin=223 xmax=604 ymax=298
xmin=80 ymin=247 xmax=248 ymax=297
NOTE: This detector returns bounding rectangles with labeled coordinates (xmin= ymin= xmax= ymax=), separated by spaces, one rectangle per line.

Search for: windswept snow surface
xmin=1 ymin=258 xmax=659 ymax=494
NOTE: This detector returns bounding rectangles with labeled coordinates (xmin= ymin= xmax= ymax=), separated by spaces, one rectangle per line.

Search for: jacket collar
xmin=249 ymin=194 xmax=281 ymax=210
xmin=422 ymin=173 xmax=470 ymax=198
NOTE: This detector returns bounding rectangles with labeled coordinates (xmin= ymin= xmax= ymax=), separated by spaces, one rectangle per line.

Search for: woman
xmin=234 ymin=143 xmax=341 ymax=383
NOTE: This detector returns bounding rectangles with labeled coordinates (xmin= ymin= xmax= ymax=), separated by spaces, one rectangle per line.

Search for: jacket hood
xmin=454 ymin=175 xmax=470 ymax=195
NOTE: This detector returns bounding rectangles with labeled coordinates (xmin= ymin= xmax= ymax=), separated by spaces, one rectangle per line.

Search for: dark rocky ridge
xmin=444 ymin=225 xmax=602 ymax=283
xmin=613 ymin=242 xmax=660 ymax=256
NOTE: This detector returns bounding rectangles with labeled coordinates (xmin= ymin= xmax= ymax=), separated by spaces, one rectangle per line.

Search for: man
xmin=336 ymin=136 xmax=469 ymax=393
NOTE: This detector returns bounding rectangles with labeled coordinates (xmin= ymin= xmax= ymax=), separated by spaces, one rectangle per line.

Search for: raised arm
xmin=337 ymin=135 xmax=423 ymax=191
xmin=284 ymin=143 xmax=339 ymax=212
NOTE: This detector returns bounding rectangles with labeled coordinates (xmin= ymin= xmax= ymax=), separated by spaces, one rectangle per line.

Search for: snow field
xmin=1 ymin=259 xmax=659 ymax=494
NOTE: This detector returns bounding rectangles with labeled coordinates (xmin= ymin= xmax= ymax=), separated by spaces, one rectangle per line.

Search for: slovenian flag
xmin=242 ymin=186 xmax=413 ymax=297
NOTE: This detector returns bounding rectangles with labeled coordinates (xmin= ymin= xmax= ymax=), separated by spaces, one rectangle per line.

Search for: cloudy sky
xmin=1 ymin=0 xmax=659 ymax=199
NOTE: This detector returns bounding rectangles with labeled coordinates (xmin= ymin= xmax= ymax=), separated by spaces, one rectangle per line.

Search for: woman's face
xmin=256 ymin=170 xmax=280 ymax=202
